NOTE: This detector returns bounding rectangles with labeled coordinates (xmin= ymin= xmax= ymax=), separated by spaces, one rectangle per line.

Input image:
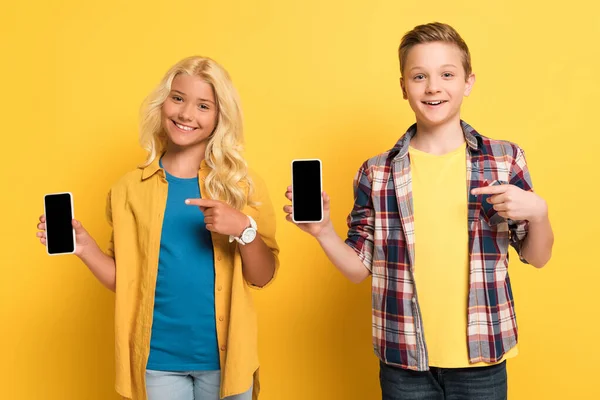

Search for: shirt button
xmin=217 ymin=255 xmax=222 ymax=261
xmin=217 ymin=285 xmax=222 ymax=291
xmin=412 ymin=297 xmax=416 ymax=303
xmin=220 ymin=345 xmax=226 ymax=351
xmin=219 ymin=316 xmax=224 ymax=322
xmin=416 ymin=327 xmax=421 ymax=333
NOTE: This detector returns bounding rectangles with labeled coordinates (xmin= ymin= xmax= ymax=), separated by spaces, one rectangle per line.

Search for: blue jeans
xmin=379 ymin=361 xmax=507 ymax=400
xmin=145 ymin=370 xmax=253 ymax=400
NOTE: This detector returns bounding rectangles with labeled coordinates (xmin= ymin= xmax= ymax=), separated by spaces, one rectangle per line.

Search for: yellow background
xmin=1 ymin=0 xmax=598 ymax=399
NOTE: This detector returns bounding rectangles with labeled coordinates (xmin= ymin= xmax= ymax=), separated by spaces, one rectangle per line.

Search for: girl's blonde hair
xmin=139 ymin=56 xmax=252 ymax=210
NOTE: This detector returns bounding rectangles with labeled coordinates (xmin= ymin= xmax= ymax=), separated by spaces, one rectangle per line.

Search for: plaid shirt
xmin=345 ymin=121 xmax=533 ymax=371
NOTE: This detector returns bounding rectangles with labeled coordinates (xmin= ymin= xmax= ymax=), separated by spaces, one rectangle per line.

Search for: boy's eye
xmin=414 ymin=74 xmax=425 ymax=80
xmin=442 ymin=72 xmax=454 ymax=78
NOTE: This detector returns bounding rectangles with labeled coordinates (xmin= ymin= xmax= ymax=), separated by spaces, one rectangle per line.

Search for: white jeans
xmin=145 ymin=370 xmax=253 ymax=400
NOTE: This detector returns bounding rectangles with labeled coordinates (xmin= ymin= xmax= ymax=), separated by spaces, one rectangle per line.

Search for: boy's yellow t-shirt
xmin=409 ymin=143 xmax=518 ymax=368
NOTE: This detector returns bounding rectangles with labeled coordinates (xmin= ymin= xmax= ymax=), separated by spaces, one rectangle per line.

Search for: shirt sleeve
xmin=247 ymin=173 xmax=280 ymax=289
xmin=508 ymin=146 xmax=534 ymax=264
xmin=105 ymin=190 xmax=115 ymax=259
xmin=344 ymin=163 xmax=375 ymax=272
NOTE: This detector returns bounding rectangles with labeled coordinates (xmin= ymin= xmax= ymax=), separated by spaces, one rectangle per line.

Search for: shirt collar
xmin=140 ymin=153 xmax=211 ymax=181
xmin=391 ymin=120 xmax=481 ymax=161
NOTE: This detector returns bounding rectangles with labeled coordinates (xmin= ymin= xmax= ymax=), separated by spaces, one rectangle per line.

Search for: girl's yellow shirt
xmin=106 ymin=156 xmax=279 ymax=399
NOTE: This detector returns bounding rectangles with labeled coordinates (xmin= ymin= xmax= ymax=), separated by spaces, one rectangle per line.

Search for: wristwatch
xmin=229 ymin=215 xmax=257 ymax=245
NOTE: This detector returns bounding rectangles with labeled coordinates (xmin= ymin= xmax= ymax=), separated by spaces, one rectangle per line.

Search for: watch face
xmin=242 ymin=228 xmax=257 ymax=243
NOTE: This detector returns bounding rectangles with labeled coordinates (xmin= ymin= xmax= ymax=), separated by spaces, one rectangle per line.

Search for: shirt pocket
xmin=480 ymin=179 xmax=508 ymax=226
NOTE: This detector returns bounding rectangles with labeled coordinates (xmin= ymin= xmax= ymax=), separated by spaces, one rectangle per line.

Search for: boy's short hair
xmin=398 ymin=22 xmax=472 ymax=79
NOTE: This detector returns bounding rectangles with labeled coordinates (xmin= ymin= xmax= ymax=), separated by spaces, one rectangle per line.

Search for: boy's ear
xmin=464 ymin=73 xmax=476 ymax=96
xmin=400 ymin=77 xmax=408 ymax=100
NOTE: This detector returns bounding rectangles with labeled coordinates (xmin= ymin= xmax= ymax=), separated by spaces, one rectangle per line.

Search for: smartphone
xmin=43 ymin=192 xmax=76 ymax=255
xmin=291 ymin=159 xmax=323 ymax=223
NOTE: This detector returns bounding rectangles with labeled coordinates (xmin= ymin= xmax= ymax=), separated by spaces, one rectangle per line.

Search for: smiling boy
xmin=284 ymin=22 xmax=554 ymax=399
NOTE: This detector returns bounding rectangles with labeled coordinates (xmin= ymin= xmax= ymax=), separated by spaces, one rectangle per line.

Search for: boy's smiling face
xmin=401 ymin=41 xmax=475 ymax=129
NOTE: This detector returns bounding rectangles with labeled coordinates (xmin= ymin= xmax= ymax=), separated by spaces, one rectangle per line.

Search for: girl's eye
xmin=172 ymin=96 xmax=183 ymax=102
